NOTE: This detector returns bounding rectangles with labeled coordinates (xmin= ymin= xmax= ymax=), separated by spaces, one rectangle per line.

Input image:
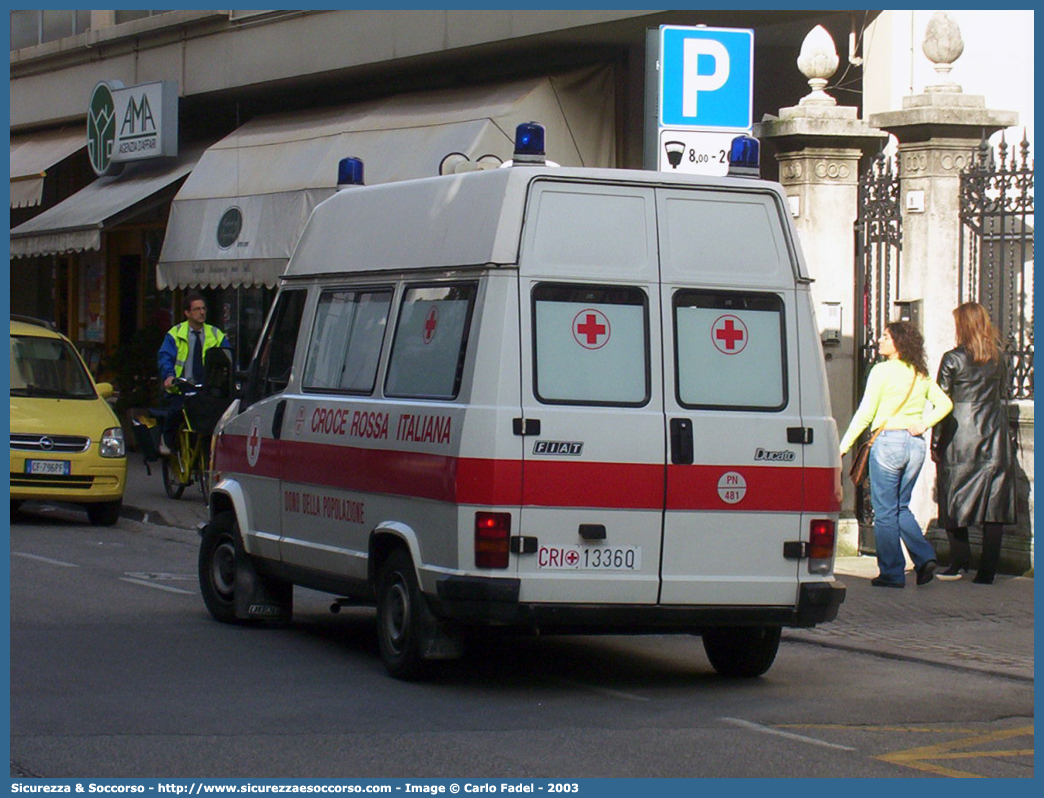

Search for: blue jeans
xmin=869 ymin=430 xmax=936 ymax=583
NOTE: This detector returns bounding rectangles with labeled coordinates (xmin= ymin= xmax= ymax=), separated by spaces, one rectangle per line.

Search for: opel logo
xmin=39 ymin=436 xmax=55 ymax=451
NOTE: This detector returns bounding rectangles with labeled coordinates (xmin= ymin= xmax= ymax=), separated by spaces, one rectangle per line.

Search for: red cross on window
xmin=712 ymin=315 xmax=748 ymax=355
xmin=572 ymin=309 xmax=610 ymax=350
xmin=423 ymin=306 xmax=438 ymax=344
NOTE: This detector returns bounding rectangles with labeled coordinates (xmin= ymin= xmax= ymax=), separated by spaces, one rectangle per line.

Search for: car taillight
xmin=475 ymin=512 xmax=511 ymax=569
xmin=808 ymin=519 xmax=836 ymax=574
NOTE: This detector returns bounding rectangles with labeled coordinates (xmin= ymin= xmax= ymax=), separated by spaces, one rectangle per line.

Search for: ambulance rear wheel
xmin=702 ymin=625 xmax=781 ymax=678
xmin=376 ymin=549 xmax=430 ymax=681
xmin=199 ymin=512 xmax=240 ymax=624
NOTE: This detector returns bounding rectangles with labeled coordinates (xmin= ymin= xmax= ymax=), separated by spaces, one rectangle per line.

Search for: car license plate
xmin=537 ymin=545 xmax=641 ymax=570
xmin=25 ymin=459 xmax=71 ymax=476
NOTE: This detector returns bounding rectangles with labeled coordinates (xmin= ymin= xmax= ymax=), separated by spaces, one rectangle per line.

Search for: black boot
xmin=938 ymin=527 xmax=971 ymax=580
xmin=973 ymin=523 xmax=1003 ymax=584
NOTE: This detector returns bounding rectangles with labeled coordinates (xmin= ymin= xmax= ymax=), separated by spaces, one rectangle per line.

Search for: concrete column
xmin=758 ymin=25 xmax=887 ymax=554
xmin=869 ymin=12 xmax=1016 ymax=536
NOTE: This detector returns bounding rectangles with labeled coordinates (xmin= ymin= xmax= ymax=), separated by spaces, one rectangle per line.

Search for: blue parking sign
xmin=660 ymin=26 xmax=753 ymax=131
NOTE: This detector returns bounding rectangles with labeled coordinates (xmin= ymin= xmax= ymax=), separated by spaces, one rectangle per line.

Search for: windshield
xmin=10 ymin=334 xmax=97 ymax=399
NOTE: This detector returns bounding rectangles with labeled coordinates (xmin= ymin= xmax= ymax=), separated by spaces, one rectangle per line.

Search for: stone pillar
xmin=758 ymin=25 xmax=888 ymax=554
xmin=869 ymin=12 xmax=1017 ymax=536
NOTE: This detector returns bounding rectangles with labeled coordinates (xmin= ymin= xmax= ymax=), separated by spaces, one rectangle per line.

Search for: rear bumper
xmin=434 ymin=576 xmax=846 ymax=632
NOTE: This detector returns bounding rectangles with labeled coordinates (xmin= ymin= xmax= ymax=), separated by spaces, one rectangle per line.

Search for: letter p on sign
xmin=682 ymin=39 xmax=730 ymax=117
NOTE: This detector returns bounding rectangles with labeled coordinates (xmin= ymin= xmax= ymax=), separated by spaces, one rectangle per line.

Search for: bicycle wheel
xmin=162 ymin=456 xmax=186 ymax=499
xmin=198 ymin=436 xmax=212 ymax=505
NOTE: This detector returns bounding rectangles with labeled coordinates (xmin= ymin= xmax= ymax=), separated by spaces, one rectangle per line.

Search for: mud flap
xmin=417 ymin=595 xmax=465 ymax=660
xmin=233 ymin=535 xmax=293 ymax=623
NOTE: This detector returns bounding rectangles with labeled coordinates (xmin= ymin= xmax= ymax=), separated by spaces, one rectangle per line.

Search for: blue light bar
xmin=513 ymin=122 xmax=546 ymax=166
xmin=727 ymin=135 xmax=760 ymax=178
xmin=337 ymin=157 xmax=364 ymax=187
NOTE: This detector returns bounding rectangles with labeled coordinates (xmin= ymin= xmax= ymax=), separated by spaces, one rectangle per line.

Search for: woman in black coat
xmin=931 ymin=302 xmax=1017 ymax=583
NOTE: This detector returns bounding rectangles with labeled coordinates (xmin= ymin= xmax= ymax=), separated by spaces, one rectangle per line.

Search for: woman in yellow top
xmin=840 ymin=321 xmax=953 ymax=588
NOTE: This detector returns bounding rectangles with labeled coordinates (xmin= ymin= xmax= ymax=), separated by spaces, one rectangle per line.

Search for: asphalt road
xmin=9 ymin=504 xmax=1034 ymax=779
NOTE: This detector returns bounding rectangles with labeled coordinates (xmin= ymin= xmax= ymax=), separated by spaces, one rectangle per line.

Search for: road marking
xmin=550 ymin=676 xmax=650 ymax=702
xmin=875 ymin=725 xmax=1034 ymax=778
xmin=12 ymin=552 xmax=78 ymax=568
xmin=721 ymin=717 xmax=857 ymax=751
xmin=120 ymin=577 xmax=195 ymax=595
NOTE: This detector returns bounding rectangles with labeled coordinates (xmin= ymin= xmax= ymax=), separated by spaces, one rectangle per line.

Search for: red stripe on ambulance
xmin=217 ymin=434 xmax=838 ymax=512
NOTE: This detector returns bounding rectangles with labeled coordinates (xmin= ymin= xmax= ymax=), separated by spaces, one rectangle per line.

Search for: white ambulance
xmin=199 ymin=124 xmax=845 ymax=680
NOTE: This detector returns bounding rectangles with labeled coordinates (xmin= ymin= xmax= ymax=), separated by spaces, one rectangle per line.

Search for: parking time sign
xmin=659 ymin=26 xmax=754 ymax=131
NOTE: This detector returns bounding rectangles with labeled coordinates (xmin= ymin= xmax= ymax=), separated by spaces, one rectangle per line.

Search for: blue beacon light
xmin=512 ymin=122 xmax=546 ymax=166
xmin=337 ymin=157 xmax=364 ymax=187
xmin=727 ymin=135 xmax=761 ymax=178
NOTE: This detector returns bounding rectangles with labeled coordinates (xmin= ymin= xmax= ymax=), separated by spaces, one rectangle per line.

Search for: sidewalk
xmin=121 ymin=460 xmax=1034 ymax=681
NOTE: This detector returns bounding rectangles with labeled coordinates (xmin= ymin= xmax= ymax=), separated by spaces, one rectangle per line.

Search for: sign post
xmin=648 ymin=25 xmax=754 ymax=176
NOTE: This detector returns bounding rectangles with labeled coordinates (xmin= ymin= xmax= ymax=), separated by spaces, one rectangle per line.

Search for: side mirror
xmin=95 ymin=382 xmax=114 ymax=399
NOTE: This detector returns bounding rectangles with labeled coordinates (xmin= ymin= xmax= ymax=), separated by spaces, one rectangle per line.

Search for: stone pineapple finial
xmin=922 ymin=11 xmax=964 ymax=93
xmin=797 ymin=25 xmax=839 ymax=106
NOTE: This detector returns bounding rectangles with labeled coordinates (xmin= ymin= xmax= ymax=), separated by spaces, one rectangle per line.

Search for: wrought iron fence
xmin=959 ymin=134 xmax=1034 ymax=399
xmin=853 ymin=152 xmax=902 ymax=530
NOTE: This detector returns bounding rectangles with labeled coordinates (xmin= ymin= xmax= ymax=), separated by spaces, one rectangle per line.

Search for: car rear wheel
xmin=376 ymin=548 xmax=431 ymax=681
xmin=86 ymin=500 xmax=121 ymax=526
xmin=199 ymin=512 xmax=239 ymax=623
xmin=162 ymin=457 xmax=186 ymax=499
xmin=702 ymin=625 xmax=781 ymax=678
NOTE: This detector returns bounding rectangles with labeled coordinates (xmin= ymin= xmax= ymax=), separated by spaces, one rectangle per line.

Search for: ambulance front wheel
xmin=376 ymin=548 xmax=432 ymax=681
xmin=702 ymin=625 xmax=781 ymax=678
xmin=199 ymin=512 xmax=240 ymax=624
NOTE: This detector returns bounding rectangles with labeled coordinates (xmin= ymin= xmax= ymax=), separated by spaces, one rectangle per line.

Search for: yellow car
xmin=10 ymin=317 xmax=127 ymax=525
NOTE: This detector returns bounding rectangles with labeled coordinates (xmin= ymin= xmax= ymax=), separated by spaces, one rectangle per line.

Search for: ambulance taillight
xmin=475 ymin=512 xmax=511 ymax=569
xmin=807 ymin=519 xmax=836 ymax=574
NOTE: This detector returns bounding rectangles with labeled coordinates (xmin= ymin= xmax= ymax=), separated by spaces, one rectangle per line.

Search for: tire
xmin=376 ymin=548 xmax=431 ymax=681
xmin=162 ymin=456 xmax=186 ymax=500
xmin=702 ymin=625 xmax=782 ymax=678
xmin=11 ymin=500 xmax=23 ymax=515
xmin=86 ymin=500 xmax=121 ymax=526
xmin=199 ymin=512 xmax=240 ymax=623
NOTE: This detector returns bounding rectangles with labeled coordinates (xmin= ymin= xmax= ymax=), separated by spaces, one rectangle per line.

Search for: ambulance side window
xmin=673 ymin=290 xmax=787 ymax=411
xmin=247 ymin=289 xmax=307 ymax=406
xmin=532 ymin=283 xmax=649 ymax=406
xmin=385 ymin=283 xmax=477 ymax=400
xmin=303 ymin=288 xmax=392 ymax=394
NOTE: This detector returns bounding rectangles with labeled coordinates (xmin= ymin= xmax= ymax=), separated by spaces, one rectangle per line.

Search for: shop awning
xmin=156 ymin=65 xmax=615 ymax=290
xmin=10 ymin=127 xmax=86 ymax=209
xmin=10 ymin=146 xmax=203 ymax=259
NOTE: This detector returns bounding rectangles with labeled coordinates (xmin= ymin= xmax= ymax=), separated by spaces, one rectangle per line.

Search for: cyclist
xmin=156 ymin=293 xmax=232 ymax=455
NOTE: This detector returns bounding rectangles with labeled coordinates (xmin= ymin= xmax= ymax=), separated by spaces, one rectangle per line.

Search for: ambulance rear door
xmin=657 ymin=186 xmax=805 ymax=606
xmin=516 ymin=180 xmax=665 ymax=604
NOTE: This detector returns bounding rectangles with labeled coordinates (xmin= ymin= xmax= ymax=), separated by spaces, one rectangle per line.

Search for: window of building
xmin=10 ymin=10 xmax=90 ymax=49
xmin=532 ymin=283 xmax=649 ymax=406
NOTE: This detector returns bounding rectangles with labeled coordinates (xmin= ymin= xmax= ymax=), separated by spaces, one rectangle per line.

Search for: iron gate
xmin=853 ymin=152 xmax=902 ymax=528
xmin=959 ymin=135 xmax=1034 ymax=399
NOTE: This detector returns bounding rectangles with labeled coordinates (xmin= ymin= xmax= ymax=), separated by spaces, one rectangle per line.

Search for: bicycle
xmin=159 ymin=377 xmax=213 ymax=503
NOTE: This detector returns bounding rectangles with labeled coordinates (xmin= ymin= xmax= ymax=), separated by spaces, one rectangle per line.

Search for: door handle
xmin=272 ymin=400 xmax=287 ymax=440
xmin=670 ymin=418 xmax=693 ymax=465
